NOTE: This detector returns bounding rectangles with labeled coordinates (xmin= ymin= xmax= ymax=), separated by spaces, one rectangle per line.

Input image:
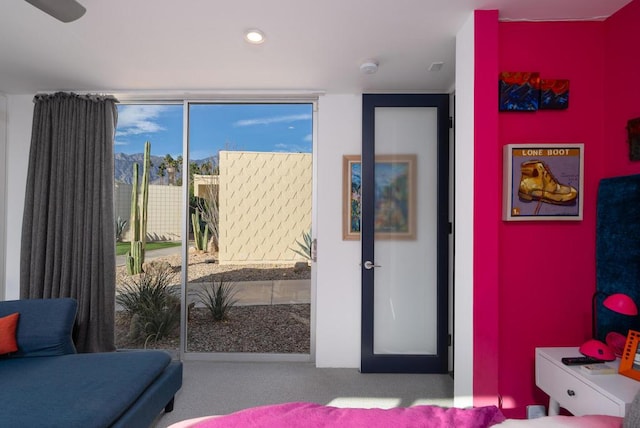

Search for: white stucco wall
xmin=454 ymin=13 xmax=475 ymax=408
xmin=4 ymin=94 xmax=32 ymax=300
xmin=315 ymin=94 xmax=362 ymax=367
xmin=0 ymin=93 xmax=6 ymax=299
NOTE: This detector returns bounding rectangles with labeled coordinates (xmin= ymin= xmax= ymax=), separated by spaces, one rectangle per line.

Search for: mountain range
xmin=114 ymin=152 xmax=217 ymax=184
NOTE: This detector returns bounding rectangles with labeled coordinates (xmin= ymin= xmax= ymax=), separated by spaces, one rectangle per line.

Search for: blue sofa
xmin=0 ymin=298 xmax=182 ymax=427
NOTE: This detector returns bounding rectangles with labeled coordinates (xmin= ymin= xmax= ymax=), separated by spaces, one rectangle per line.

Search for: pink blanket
xmin=193 ymin=402 xmax=506 ymax=428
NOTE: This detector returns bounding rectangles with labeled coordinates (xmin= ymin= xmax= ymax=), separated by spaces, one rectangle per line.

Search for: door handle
xmin=363 ymin=261 xmax=381 ymax=270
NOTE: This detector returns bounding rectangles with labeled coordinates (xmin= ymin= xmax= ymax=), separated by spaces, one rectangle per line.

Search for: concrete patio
xmin=186 ymin=279 xmax=310 ymax=307
xmin=116 ymin=246 xmax=311 ymax=307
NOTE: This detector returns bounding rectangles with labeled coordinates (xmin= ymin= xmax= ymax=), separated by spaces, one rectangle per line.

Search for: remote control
xmin=561 ymin=356 xmax=603 ymax=366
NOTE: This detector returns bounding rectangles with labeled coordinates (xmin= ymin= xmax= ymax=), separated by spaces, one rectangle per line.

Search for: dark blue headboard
xmin=596 ymin=174 xmax=640 ymax=340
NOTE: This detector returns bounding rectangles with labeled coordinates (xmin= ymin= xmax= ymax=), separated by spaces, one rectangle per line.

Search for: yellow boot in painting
xmin=518 ymin=160 xmax=577 ymax=205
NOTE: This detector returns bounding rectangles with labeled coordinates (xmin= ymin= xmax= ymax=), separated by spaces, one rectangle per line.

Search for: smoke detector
xmin=360 ymin=60 xmax=378 ymax=74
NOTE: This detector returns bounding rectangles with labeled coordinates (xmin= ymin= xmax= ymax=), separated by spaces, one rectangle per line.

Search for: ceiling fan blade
xmin=24 ymin=0 xmax=86 ymax=23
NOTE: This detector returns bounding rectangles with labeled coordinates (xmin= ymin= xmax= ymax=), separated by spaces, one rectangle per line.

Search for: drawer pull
xmin=567 ymin=390 xmax=576 ymax=397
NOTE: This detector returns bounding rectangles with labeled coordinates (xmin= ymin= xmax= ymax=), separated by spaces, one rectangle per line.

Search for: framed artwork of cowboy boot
xmin=503 ymin=143 xmax=584 ymax=221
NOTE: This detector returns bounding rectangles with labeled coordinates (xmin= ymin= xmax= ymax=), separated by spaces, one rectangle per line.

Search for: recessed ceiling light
xmin=245 ymin=29 xmax=265 ymax=44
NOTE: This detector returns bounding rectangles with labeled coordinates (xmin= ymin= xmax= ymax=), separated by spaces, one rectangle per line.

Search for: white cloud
xmin=233 ymin=113 xmax=312 ymax=127
xmin=272 ymin=141 xmax=312 ymax=153
xmin=303 ymin=134 xmax=312 ymax=142
xmin=116 ymin=105 xmax=169 ymax=136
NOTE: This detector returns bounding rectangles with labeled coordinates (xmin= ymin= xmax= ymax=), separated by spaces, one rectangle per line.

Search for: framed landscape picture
xmin=503 ymin=143 xmax=584 ymax=221
xmin=342 ymin=154 xmax=416 ymax=240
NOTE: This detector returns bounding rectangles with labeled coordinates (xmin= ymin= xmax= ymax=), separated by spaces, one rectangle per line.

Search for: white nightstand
xmin=536 ymin=347 xmax=640 ymax=417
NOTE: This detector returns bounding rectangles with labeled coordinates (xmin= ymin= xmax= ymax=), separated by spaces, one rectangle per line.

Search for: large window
xmin=113 ymin=101 xmax=314 ymax=359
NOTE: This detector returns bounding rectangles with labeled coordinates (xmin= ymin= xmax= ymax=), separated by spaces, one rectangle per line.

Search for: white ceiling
xmin=0 ymin=0 xmax=632 ymax=95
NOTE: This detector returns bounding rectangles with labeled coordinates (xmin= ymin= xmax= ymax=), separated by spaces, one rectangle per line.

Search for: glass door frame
xmin=178 ymin=97 xmax=319 ymax=362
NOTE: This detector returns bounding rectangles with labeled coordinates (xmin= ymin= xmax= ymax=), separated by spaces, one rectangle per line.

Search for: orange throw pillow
xmin=0 ymin=312 xmax=19 ymax=355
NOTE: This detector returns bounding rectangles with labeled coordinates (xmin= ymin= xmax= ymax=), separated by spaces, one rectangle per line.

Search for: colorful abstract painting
xmin=539 ymin=79 xmax=569 ymax=110
xmin=349 ymin=161 xmax=362 ymax=235
xmin=373 ymin=162 xmax=411 ymax=234
xmin=343 ymin=155 xmax=416 ymax=240
xmin=498 ymin=72 xmax=540 ymax=111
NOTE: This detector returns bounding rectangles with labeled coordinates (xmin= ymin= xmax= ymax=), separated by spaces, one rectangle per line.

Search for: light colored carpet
xmin=154 ymin=361 xmax=454 ymax=427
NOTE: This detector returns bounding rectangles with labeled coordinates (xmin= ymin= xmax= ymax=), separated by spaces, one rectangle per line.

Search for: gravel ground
xmin=115 ymin=251 xmax=311 ymax=353
xmin=116 ymin=251 xmax=311 ymax=285
xmin=115 ymin=305 xmax=310 ymax=353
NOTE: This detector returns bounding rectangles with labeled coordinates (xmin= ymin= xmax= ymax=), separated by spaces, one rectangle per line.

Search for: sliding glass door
xmin=113 ymin=103 xmax=184 ymax=355
xmin=113 ymin=100 xmax=315 ymax=360
xmin=184 ymin=102 xmax=313 ymax=357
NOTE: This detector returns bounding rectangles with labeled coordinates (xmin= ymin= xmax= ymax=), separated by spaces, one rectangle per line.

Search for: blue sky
xmin=115 ymin=103 xmax=313 ymax=160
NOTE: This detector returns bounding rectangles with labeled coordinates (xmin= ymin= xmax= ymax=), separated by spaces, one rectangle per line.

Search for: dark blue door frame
xmin=360 ymin=93 xmax=450 ymax=373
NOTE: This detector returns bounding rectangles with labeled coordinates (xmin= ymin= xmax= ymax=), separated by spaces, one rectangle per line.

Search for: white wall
xmin=0 ymin=93 xmax=6 ymax=299
xmin=454 ymin=14 xmax=475 ymax=408
xmin=315 ymin=94 xmax=362 ymax=367
xmin=4 ymin=95 xmax=32 ymax=300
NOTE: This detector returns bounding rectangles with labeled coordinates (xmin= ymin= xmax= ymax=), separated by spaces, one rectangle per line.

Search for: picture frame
xmin=619 ymin=330 xmax=640 ymax=381
xmin=627 ymin=117 xmax=640 ymax=161
xmin=342 ymin=154 xmax=416 ymax=240
xmin=343 ymin=155 xmax=362 ymax=240
xmin=503 ymin=143 xmax=584 ymax=221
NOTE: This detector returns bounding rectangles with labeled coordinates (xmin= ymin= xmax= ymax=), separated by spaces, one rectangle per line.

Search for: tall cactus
xmin=192 ymin=210 xmax=209 ymax=252
xmin=126 ymin=141 xmax=151 ymax=274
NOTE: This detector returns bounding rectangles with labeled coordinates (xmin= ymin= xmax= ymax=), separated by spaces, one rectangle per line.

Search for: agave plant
xmin=290 ymin=229 xmax=312 ymax=261
xmin=115 ymin=216 xmax=128 ymax=242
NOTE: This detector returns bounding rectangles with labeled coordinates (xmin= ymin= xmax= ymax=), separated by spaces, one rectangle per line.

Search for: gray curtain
xmin=20 ymin=92 xmax=118 ymax=353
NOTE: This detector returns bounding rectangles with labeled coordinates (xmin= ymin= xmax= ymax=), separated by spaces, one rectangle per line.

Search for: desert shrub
xmin=116 ymin=261 xmax=180 ymax=345
xmin=198 ymin=277 xmax=238 ymax=321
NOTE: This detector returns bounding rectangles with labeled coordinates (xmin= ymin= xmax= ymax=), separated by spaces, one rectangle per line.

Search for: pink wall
xmin=473 ymin=2 xmax=640 ymax=417
xmin=473 ymin=10 xmax=501 ymax=408
xmin=496 ymin=20 xmax=605 ymax=418
xmin=604 ymin=0 xmax=640 ymax=177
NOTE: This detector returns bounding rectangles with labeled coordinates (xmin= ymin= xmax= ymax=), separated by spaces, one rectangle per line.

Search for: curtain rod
xmin=34 ymin=89 xmax=325 ymax=102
